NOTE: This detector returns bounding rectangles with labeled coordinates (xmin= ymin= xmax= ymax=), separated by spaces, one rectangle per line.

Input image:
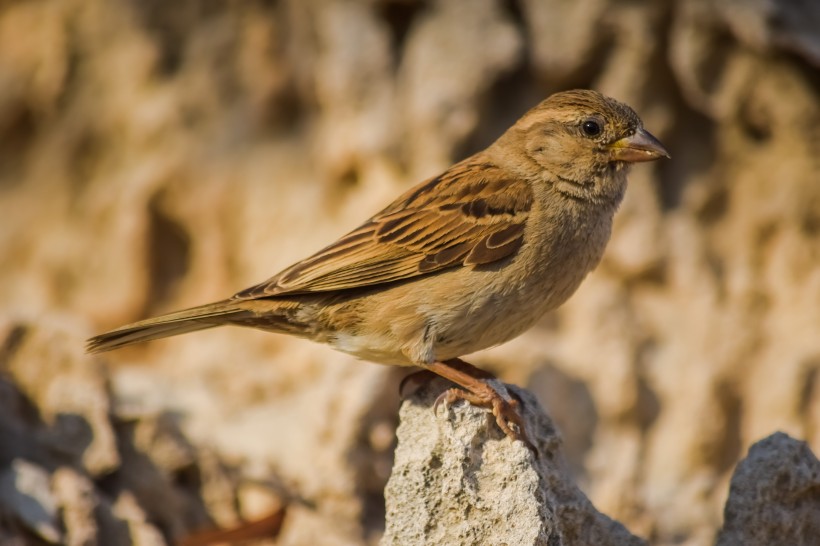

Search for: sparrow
xmin=87 ymin=89 xmax=669 ymax=449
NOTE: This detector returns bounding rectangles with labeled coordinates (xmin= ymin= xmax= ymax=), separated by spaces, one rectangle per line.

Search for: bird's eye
xmin=582 ymin=119 xmax=602 ymax=137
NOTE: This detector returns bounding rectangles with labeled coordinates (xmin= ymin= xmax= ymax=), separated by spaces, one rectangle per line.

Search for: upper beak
xmin=609 ymin=128 xmax=670 ymax=163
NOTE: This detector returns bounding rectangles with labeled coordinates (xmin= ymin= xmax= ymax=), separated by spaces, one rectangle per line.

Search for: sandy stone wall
xmin=0 ymin=0 xmax=818 ymax=544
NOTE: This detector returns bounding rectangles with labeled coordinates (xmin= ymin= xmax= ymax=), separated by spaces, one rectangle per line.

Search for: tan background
xmin=1 ymin=0 xmax=818 ymax=544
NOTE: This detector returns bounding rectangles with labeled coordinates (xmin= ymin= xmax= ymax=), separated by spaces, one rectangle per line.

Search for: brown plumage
xmin=87 ymin=90 xmax=669 ymax=449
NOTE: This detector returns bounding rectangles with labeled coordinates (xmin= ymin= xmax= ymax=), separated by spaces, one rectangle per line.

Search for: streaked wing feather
xmin=233 ymin=158 xmax=533 ymax=299
xmin=465 ymin=223 xmax=526 ymax=265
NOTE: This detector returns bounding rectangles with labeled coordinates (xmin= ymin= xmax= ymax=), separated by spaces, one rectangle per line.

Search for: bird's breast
xmin=320 ymin=198 xmax=617 ymax=366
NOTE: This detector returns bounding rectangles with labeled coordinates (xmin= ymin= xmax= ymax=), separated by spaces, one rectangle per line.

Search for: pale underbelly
xmin=326 ymin=275 xmax=569 ymax=367
xmin=320 ymin=217 xmax=607 ymax=366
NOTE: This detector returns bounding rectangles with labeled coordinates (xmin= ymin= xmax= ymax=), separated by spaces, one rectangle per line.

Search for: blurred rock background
xmin=0 ymin=0 xmax=818 ymax=544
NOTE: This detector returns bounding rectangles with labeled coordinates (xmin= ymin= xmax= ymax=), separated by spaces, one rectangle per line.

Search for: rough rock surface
xmin=0 ymin=0 xmax=819 ymax=544
xmin=0 ymin=320 xmax=202 ymax=545
xmin=716 ymin=432 xmax=820 ymax=546
xmin=383 ymin=378 xmax=645 ymax=546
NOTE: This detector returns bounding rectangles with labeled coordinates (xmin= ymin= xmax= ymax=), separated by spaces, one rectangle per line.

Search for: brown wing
xmin=233 ymin=157 xmax=533 ymax=299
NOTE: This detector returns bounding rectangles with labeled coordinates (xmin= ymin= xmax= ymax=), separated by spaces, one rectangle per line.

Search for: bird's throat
xmin=553 ymin=172 xmax=626 ymax=208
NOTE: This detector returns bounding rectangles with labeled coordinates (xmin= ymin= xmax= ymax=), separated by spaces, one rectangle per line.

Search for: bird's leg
xmin=425 ymin=358 xmax=534 ymax=451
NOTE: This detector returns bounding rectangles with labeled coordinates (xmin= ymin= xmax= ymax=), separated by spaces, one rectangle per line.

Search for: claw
xmin=418 ymin=359 xmax=538 ymax=454
xmin=433 ymin=387 xmax=467 ymax=414
xmin=432 ymin=385 xmax=536 ymax=454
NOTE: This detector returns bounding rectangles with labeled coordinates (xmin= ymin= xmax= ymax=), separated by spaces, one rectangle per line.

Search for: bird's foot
xmin=433 ymin=386 xmax=534 ymax=451
xmin=424 ymin=358 xmax=536 ymax=453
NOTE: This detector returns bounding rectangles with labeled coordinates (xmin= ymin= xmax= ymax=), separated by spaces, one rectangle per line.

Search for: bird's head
xmin=500 ymin=89 xmax=669 ymax=204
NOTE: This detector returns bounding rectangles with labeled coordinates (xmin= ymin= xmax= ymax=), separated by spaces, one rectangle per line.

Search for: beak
xmin=609 ymin=128 xmax=670 ymax=163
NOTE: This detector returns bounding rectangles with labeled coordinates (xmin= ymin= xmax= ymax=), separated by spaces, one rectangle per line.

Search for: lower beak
xmin=609 ymin=128 xmax=670 ymax=163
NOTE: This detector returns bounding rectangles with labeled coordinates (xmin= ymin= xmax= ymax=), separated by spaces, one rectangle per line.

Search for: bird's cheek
xmin=529 ymin=141 xmax=569 ymax=168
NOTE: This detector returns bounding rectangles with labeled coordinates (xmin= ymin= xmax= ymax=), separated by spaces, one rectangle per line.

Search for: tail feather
xmin=86 ymin=300 xmax=249 ymax=354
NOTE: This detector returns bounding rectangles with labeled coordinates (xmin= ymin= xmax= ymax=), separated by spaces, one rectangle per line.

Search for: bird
xmin=87 ymin=89 xmax=669 ymax=449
